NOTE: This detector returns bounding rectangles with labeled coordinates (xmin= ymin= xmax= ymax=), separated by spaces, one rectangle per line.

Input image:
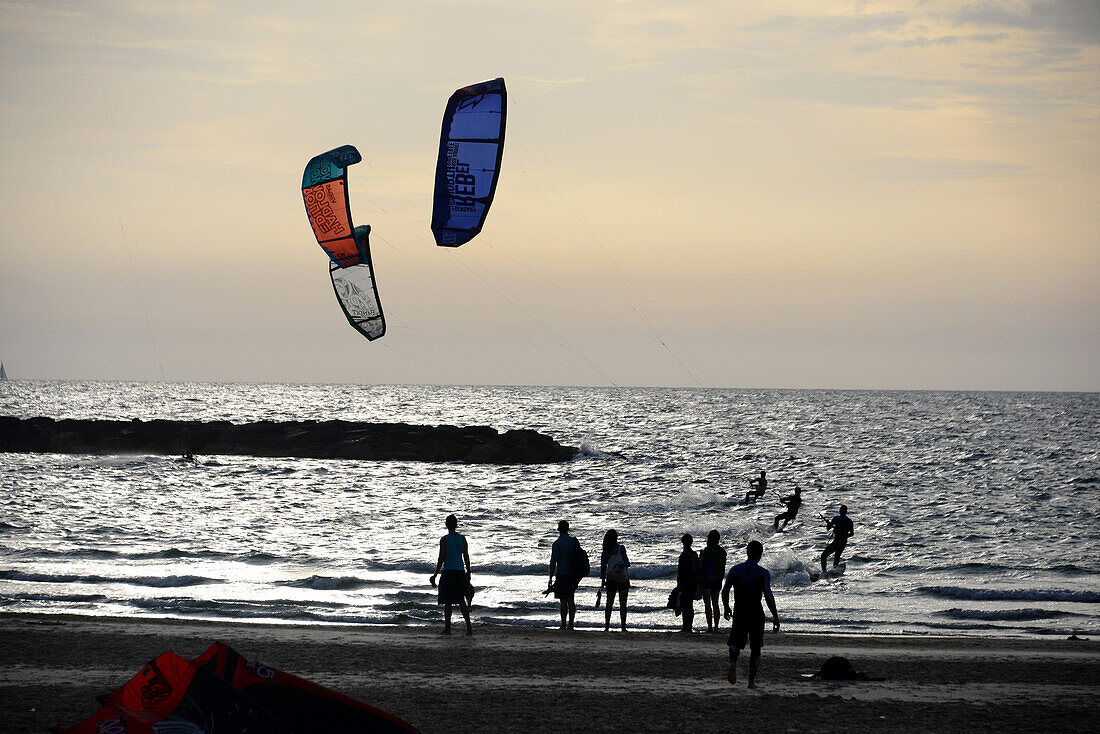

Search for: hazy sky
xmin=1 ymin=0 xmax=1097 ymax=389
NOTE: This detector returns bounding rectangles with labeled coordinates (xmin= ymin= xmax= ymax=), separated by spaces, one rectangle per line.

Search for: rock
xmin=0 ymin=416 xmax=577 ymax=464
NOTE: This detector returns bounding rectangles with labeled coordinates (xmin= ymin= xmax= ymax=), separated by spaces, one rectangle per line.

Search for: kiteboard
xmin=808 ymin=563 xmax=846 ymax=582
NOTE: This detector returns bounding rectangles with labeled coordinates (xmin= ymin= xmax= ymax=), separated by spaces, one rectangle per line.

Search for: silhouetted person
xmin=744 ymin=470 xmax=767 ymax=502
xmin=429 ymin=514 xmax=472 ymax=636
xmin=722 ymin=540 xmax=779 ymax=688
xmin=774 ymin=486 xmax=803 ymax=530
xmin=549 ymin=520 xmax=579 ymax=630
xmin=699 ymin=529 xmax=727 ymax=632
xmin=820 ymin=504 xmax=854 ymax=572
xmin=599 ymin=529 xmax=630 ymax=632
xmin=677 ymin=534 xmax=701 ymax=633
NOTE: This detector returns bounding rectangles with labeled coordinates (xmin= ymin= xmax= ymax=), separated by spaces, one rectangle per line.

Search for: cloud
xmin=750 ymin=11 xmax=910 ymax=38
xmin=682 ymin=69 xmax=1078 ymax=115
xmin=849 ymin=157 xmax=1035 ymax=181
xmin=516 ymin=77 xmax=589 ymax=94
xmin=955 ymin=0 xmax=1100 ymax=45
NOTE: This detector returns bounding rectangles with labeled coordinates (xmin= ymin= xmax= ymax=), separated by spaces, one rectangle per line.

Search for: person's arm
xmin=847 ymin=521 xmax=854 ymax=538
xmin=721 ymin=571 xmax=734 ymax=619
xmin=462 ymin=536 xmax=471 ymax=579
xmin=430 ymin=536 xmax=445 ymax=587
xmin=621 ymin=544 xmax=630 ymax=567
xmin=599 ymin=552 xmax=607 ymax=586
xmin=763 ymin=574 xmax=779 ymax=631
xmin=549 ymin=542 xmax=558 ymax=585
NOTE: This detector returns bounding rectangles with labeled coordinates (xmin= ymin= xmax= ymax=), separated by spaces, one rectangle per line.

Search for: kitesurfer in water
xmin=744 ymin=470 xmax=767 ymax=502
xmin=549 ymin=520 xmax=580 ymax=630
xmin=429 ymin=514 xmax=473 ymax=636
xmin=773 ymin=486 xmax=802 ymax=531
xmin=722 ymin=540 xmax=780 ymax=688
xmin=820 ymin=505 xmax=854 ymax=573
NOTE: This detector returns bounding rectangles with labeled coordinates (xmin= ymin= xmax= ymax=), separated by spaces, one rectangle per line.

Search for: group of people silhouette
xmin=428 ymin=477 xmax=854 ymax=687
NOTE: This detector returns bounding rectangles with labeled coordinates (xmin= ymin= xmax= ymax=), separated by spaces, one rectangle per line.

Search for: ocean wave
xmin=277 ymin=575 xmax=398 ymax=591
xmin=0 ymin=569 xmax=220 ymax=588
xmin=918 ymin=586 xmax=1100 ymax=603
xmin=935 ymin=607 xmax=1078 ymax=621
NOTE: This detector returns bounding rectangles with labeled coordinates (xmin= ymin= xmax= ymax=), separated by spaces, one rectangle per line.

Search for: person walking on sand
xmin=773 ymin=486 xmax=803 ymax=531
xmin=722 ymin=540 xmax=780 ymax=688
xmin=676 ymin=534 xmax=701 ymax=633
xmin=598 ymin=529 xmax=631 ymax=632
xmin=820 ymin=504 xmax=854 ymax=573
xmin=549 ymin=520 xmax=580 ymax=630
xmin=699 ymin=529 xmax=727 ymax=632
xmin=429 ymin=514 xmax=472 ymax=636
xmin=744 ymin=470 xmax=767 ymax=502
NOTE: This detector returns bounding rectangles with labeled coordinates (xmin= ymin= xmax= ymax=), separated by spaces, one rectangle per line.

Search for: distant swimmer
xmin=429 ymin=514 xmax=473 ymax=636
xmin=820 ymin=505 xmax=854 ymax=573
xmin=773 ymin=486 xmax=802 ymax=531
xmin=722 ymin=540 xmax=780 ymax=688
xmin=744 ymin=470 xmax=767 ymax=502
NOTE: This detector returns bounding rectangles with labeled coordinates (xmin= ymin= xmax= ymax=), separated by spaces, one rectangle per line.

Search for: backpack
xmin=573 ymin=538 xmax=591 ymax=579
xmin=605 ymin=546 xmax=628 ymax=584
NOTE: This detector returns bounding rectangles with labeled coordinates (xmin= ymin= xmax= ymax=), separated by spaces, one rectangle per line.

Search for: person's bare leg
xmin=442 ymin=603 xmax=453 ymax=635
xmin=619 ymin=590 xmax=628 ymax=632
xmin=567 ymin=598 xmax=576 ymax=629
xmin=459 ymin=598 xmax=472 ymax=636
xmin=559 ymin=599 xmax=567 ymax=629
xmin=748 ymin=649 xmax=761 ymax=688
xmin=703 ymin=593 xmax=714 ymax=631
xmin=727 ymin=646 xmax=739 ymax=685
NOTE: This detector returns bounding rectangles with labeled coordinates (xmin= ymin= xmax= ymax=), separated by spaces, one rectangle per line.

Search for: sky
xmin=1 ymin=0 xmax=1097 ymax=390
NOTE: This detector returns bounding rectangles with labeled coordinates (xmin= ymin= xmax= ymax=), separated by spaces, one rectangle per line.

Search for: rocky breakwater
xmin=0 ymin=417 xmax=578 ymax=464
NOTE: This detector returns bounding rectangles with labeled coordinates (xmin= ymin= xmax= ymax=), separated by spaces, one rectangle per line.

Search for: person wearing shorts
xmin=722 ymin=540 xmax=779 ymax=688
xmin=549 ymin=520 xmax=579 ymax=629
xmin=429 ymin=514 xmax=472 ymax=636
xmin=699 ymin=530 xmax=727 ymax=632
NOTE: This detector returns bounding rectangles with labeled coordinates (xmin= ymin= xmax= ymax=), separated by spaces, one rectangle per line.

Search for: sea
xmin=1 ymin=381 xmax=1097 ymax=638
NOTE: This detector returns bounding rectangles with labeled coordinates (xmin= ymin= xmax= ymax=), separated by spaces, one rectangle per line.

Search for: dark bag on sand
xmin=573 ymin=538 xmax=591 ymax=579
xmin=812 ymin=656 xmax=869 ymax=680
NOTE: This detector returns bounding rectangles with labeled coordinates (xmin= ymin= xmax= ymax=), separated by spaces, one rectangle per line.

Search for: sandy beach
xmin=2 ymin=613 xmax=1096 ymax=733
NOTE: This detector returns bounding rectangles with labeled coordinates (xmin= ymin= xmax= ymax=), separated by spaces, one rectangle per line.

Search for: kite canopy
xmin=331 ymin=226 xmax=385 ymax=341
xmin=431 ymin=77 xmax=507 ymax=247
xmin=303 ymin=145 xmax=386 ymax=341
xmin=303 ymin=144 xmax=367 ymax=268
xmin=52 ymin=641 xmax=419 ymax=734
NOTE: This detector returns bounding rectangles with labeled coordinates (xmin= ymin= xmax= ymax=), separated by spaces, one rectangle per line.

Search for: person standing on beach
xmin=549 ymin=520 xmax=580 ymax=630
xmin=820 ymin=504 xmax=854 ymax=572
xmin=744 ymin=470 xmax=767 ymax=502
xmin=773 ymin=486 xmax=803 ymax=531
xmin=429 ymin=514 xmax=472 ymax=636
xmin=676 ymin=534 xmax=701 ymax=633
xmin=599 ymin=529 xmax=630 ymax=632
xmin=699 ymin=530 xmax=727 ymax=632
xmin=722 ymin=540 xmax=780 ymax=688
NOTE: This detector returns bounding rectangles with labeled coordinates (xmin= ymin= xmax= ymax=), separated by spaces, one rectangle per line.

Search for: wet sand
xmin=2 ymin=613 xmax=1097 ymax=733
